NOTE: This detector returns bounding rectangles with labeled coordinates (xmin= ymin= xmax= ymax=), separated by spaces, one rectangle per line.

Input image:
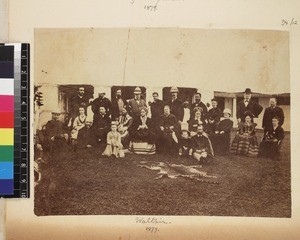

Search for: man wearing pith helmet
xmin=167 ymin=86 xmax=184 ymax=123
xmin=127 ymin=87 xmax=147 ymax=118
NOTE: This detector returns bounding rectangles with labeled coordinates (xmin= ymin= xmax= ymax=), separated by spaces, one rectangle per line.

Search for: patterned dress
xmin=230 ymin=122 xmax=259 ymax=157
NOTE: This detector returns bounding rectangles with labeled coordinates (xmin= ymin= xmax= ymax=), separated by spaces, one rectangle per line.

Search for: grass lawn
xmin=34 ymin=131 xmax=291 ymax=217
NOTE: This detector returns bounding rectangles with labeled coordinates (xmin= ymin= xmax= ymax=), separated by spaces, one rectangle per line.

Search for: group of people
xmin=38 ymin=86 xmax=286 ymax=162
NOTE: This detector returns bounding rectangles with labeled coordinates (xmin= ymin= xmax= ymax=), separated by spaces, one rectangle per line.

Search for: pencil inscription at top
xmin=130 ymin=0 xmax=184 ymax=12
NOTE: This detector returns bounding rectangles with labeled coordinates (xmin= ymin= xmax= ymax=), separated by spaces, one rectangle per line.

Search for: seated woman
xmin=188 ymin=107 xmax=206 ymax=137
xmin=102 ymin=121 xmax=124 ymax=158
xmin=230 ymin=111 xmax=259 ymax=157
xmin=259 ymin=116 xmax=284 ymax=159
xmin=158 ymin=105 xmax=179 ymax=155
xmin=70 ymin=107 xmax=87 ymax=151
xmin=210 ymin=108 xmax=233 ymax=155
xmin=129 ymin=107 xmax=156 ymax=154
xmin=117 ymin=107 xmax=133 ymax=152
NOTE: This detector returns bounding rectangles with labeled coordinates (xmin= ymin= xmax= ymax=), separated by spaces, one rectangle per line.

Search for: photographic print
xmin=33 ymin=28 xmax=290 ymax=217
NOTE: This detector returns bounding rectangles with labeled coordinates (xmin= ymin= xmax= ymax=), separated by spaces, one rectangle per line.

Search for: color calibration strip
xmin=0 ymin=43 xmax=30 ymax=198
xmin=0 ymin=45 xmax=14 ymax=195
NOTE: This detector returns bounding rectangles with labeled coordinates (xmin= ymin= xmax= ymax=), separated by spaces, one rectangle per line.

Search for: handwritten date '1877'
xmin=130 ymin=0 xmax=183 ymax=12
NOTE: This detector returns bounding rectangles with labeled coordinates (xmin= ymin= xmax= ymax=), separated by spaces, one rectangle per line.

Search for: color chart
xmin=0 ymin=43 xmax=30 ymax=198
xmin=0 ymin=45 xmax=14 ymax=195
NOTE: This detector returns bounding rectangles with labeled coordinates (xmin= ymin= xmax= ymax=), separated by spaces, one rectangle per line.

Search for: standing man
xmin=167 ymin=86 xmax=184 ymax=123
xmin=262 ymin=97 xmax=285 ymax=133
xmin=149 ymin=92 xmax=165 ymax=153
xmin=191 ymin=91 xmax=208 ymax=121
xmin=111 ymin=89 xmax=126 ymax=121
xmin=236 ymin=88 xmax=263 ymax=123
xmin=70 ymin=87 xmax=89 ymax=123
xmin=91 ymin=91 xmax=112 ymax=119
xmin=127 ymin=87 xmax=147 ymax=118
xmin=149 ymin=92 xmax=165 ymax=125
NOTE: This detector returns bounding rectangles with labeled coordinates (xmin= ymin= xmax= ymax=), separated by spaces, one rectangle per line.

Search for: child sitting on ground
xmin=102 ymin=121 xmax=124 ymax=158
xmin=178 ymin=126 xmax=192 ymax=157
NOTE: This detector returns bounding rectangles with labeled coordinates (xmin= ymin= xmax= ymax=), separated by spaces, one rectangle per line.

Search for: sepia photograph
xmin=33 ymin=28 xmax=290 ymax=217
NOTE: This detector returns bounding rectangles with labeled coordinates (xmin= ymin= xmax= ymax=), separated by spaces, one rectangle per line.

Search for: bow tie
xmin=245 ymin=100 xmax=249 ymax=102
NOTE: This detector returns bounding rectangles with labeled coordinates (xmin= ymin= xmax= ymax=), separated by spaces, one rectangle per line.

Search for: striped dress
xmin=230 ymin=122 xmax=259 ymax=157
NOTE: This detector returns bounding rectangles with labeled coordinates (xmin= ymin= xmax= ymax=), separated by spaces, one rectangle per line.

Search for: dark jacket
xmin=264 ymin=125 xmax=285 ymax=141
xmin=191 ymin=101 xmax=208 ymax=120
xmin=167 ymin=98 xmax=184 ymax=122
xmin=262 ymin=106 xmax=285 ymax=130
xmin=70 ymin=95 xmax=89 ymax=119
xmin=127 ymin=98 xmax=147 ymax=118
xmin=150 ymin=99 xmax=165 ymax=125
xmin=207 ymin=107 xmax=222 ymax=123
xmin=111 ymin=97 xmax=126 ymax=120
xmin=159 ymin=113 xmax=178 ymax=130
xmin=237 ymin=99 xmax=263 ymax=122
xmin=91 ymin=97 xmax=112 ymax=116
xmin=191 ymin=134 xmax=211 ymax=154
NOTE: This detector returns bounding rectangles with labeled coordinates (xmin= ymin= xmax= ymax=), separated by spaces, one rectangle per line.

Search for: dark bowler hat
xmin=244 ymin=88 xmax=252 ymax=94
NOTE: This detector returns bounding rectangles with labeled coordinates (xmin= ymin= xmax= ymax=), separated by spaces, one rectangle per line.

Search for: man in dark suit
xmin=167 ymin=86 xmax=184 ymax=123
xmin=91 ymin=91 xmax=112 ymax=119
xmin=236 ymin=88 xmax=263 ymax=123
xmin=127 ymin=87 xmax=147 ymax=118
xmin=111 ymin=89 xmax=126 ymax=121
xmin=70 ymin=87 xmax=89 ymax=122
xmin=149 ymin=92 xmax=165 ymax=125
xmin=262 ymin=97 xmax=285 ymax=133
xmin=190 ymin=92 xmax=208 ymax=120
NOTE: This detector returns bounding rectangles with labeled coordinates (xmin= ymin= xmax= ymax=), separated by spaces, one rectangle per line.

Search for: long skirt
xmin=259 ymin=140 xmax=281 ymax=159
xmin=210 ymin=133 xmax=231 ymax=155
xmin=130 ymin=141 xmax=156 ymax=155
xmin=230 ymin=134 xmax=259 ymax=157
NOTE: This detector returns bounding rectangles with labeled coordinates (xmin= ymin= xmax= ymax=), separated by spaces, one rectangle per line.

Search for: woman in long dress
xmin=230 ymin=111 xmax=259 ymax=157
xmin=259 ymin=116 xmax=284 ymax=159
xmin=129 ymin=107 xmax=156 ymax=154
xmin=210 ymin=108 xmax=233 ymax=155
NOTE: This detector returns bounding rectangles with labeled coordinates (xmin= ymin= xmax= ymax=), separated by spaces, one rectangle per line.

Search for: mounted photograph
xmin=33 ymin=28 xmax=290 ymax=217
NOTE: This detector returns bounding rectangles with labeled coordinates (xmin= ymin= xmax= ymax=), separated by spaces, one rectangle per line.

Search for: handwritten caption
xmin=135 ymin=217 xmax=172 ymax=233
xmin=281 ymin=18 xmax=298 ymax=26
xmin=130 ymin=0 xmax=184 ymax=12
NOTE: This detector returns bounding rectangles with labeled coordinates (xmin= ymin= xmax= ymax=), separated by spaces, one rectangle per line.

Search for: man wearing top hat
xmin=237 ymin=88 xmax=263 ymax=123
xmin=167 ymin=86 xmax=184 ymax=123
xmin=91 ymin=91 xmax=112 ymax=119
xmin=127 ymin=87 xmax=147 ymax=118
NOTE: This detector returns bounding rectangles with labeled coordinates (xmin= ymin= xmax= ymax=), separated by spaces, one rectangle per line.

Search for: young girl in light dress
xmin=102 ymin=121 xmax=124 ymax=158
xmin=71 ymin=107 xmax=87 ymax=151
